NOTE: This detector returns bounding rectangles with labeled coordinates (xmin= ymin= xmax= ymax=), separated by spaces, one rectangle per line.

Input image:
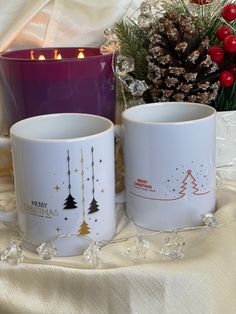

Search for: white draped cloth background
xmin=0 ymin=1 xmax=236 ymax=313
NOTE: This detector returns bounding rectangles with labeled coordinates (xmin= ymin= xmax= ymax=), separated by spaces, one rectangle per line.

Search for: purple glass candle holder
xmin=0 ymin=47 xmax=116 ymax=128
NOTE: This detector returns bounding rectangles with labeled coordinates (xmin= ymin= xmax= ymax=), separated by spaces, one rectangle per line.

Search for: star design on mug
xmin=54 ymin=184 xmax=60 ymax=192
xmin=56 ymin=227 xmax=61 ymax=232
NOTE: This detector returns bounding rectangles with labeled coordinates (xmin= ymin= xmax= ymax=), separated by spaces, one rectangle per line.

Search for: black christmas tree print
xmin=78 ymin=149 xmax=90 ymax=235
xmin=130 ymin=169 xmax=210 ymax=201
xmin=88 ymin=146 xmax=100 ymax=214
xmin=63 ymin=150 xmax=78 ymax=209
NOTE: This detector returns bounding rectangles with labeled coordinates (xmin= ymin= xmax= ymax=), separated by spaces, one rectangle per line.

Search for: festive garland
xmin=0 ymin=177 xmax=234 ymax=268
xmin=0 ymin=211 xmax=233 ymax=268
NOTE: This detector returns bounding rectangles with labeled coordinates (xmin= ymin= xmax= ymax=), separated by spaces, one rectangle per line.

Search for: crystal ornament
xmin=100 ymin=28 xmax=120 ymax=55
xmin=160 ymin=232 xmax=185 ymax=260
xmin=138 ymin=14 xmax=152 ymax=28
xmin=122 ymin=75 xmax=149 ymax=96
xmin=126 ymin=235 xmax=150 ymax=260
xmin=122 ymin=74 xmax=135 ymax=87
xmin=202 ymin=213 xmax=218 ymax=228
xmin=115 ymin=55 xmax=135 ymax=77
xmin=140 ymin=1 xmax=152 ymax=14
xmin=100 ymin=40 xmax=120 ymax=55
xmin=36 ymin=241 xmax=57 ymax=260
xmin=0 ymin=238 xmax=24 ymax=265
xmin=83 ymin=241 xmax=102 ymax=268
xmin=129 ymin=80 xmax=149 ymax=96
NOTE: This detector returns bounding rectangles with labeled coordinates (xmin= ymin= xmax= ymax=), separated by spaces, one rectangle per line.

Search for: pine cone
xmin=146 ymin=11 xmax=220 ymax=104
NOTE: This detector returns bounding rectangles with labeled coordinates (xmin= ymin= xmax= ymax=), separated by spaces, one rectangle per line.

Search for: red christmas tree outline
xmin=130 ymin=169 xmax=210 ymax=201
xmin=179 ymin=169 xmax=210 ymax=197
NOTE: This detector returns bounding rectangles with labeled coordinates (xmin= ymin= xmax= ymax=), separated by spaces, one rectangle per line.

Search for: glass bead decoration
xmin=122 ymin=75 xmax=148 ymax=96
xmin=122 ymin=74 xmax=135 ymax=88
xmin=36 ymin=241 xmax=57 ymax=260
xmin=160 ymin=231 xmax=185 ymax=260
xmin=202 ymin=213 xmax=218 ymax=228
xmin=115 ymin=55 xmax=135 ymax=77
xmin=138 ymin=13 xmax=152 ymax=28
xmin=0 ymin=237 xmax=24 ymax=265
xmin=126 ymin=235 xmax=150 ymax=260
xmin=100 ymin=40 xmax=120 ymax=55
xmin=100 ymin=28 xmax=120 ymax=55
xmin=129 ymin=79 xmax=149 ymax=96
xmin=83 ymin=241 xmax=102 ymax=268
xmin=140 ymin=1 xmax=152 ymax=14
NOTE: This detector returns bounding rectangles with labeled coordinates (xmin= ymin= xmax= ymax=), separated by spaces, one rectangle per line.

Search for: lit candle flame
xmin=30 ymin=48 xmax=82 ymax=61
xmin=54 ymin=49 xmax=62 ymax=60
xmin=77 ymin=48 xmax=85 ymax=59
xmin=30 ymin=50 xmax=45 ymax=60
xmin=38 ymin=55 xmax=46 ymax=60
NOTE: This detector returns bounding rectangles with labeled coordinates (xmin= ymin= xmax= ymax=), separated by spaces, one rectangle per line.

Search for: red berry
xmin=219 ymin=70 xmax=235 ymax=87
xmin=222 ymin=4 xmax=236 ymax=21
xmin=224 ymin=35 xmax=236 ymax=52
xmin=216 ymin=25 xmax=233 ymax=41
xmin=208 ymin=45 xmax=224 ymax=63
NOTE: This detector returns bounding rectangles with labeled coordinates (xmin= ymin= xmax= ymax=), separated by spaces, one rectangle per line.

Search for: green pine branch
xmin=162 ymin=0 xmax=191 ymax=15
xmin=115 ymin=19 xmax=149 ymax=80
xmin=215 ymin=83 xmax=236 ymax=111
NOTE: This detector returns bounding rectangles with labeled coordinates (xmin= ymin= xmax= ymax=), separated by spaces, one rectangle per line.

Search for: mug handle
xmin=0 ymin=136 xmax=10 ymax=149
xmin=0 ymin=136 xmax=17 ymax=223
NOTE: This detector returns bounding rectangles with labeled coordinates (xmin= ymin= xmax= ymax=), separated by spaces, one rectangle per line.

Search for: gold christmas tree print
xmin=88 ymin=147 xmax=100 ymax=214
xmin=77 ymin=149 xmax=90 ymax=235
xmin=64 ymin=150 xmax=78 ymax=209
xmin=79 ymin=220 xmax=90 ymax=235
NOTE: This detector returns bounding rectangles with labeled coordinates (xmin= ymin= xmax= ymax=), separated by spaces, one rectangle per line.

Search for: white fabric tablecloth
xmin=0 ymin=176 xmax=236 ymax=314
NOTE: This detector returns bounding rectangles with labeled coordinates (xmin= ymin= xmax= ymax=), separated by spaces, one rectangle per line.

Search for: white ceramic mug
xmin=122 ymin=102 xmax=216 ymax=230
xmin=0 ymin=113 xmax=117 ymax=256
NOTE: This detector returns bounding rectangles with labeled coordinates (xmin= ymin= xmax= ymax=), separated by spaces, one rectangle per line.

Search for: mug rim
xmin=122 ymin=102 xmax=216 ymax=125
xmin=10 ymin=113 xmax=113 ymax=142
